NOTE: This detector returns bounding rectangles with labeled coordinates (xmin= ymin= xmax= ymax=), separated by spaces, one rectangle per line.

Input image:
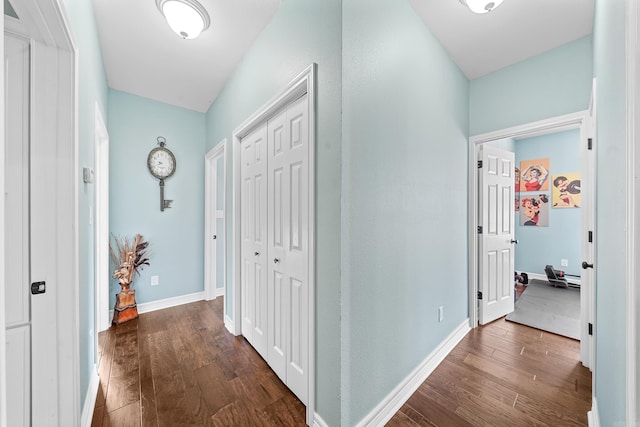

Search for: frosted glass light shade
xmin=459 ymin=0 xmax=504 ymax=14
xmin=156 ymin=0 xmax=210 ymax=40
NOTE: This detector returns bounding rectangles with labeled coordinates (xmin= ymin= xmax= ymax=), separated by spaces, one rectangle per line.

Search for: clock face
xmin=147 ymin=147 xmax=176 ymax=179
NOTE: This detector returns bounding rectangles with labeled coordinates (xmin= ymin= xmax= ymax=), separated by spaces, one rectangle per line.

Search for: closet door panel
xmin=240 ymin=124 xmax=268 ymax=357
xmin=283 ymin=95 xmax=309 ymax=404
xmin=268 ymin=108 xmax=288 ymax=380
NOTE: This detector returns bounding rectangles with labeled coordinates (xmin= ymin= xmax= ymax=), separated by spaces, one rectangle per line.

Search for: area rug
xmin=505 ymin=279 xmax=580 ymax=340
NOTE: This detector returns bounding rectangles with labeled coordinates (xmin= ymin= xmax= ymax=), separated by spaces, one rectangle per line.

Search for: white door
xmin=205 ymin=143 xmax=226 ymax=301
xmin=267 ymin=95 xmax=309 ymax=404
xmin=479 ymin=145 xmax=516 ymax=324
xmin=240 ymin=124 xmax=268 ymax=357
xmin=4 ymin=33 xmax=31 ymax=427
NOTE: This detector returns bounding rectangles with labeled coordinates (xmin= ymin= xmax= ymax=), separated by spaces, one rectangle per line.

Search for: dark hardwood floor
xmin=93 ymin=297 xmax=591 ymax=426
xmin=92 ymin=298 xmax=306 ymax=426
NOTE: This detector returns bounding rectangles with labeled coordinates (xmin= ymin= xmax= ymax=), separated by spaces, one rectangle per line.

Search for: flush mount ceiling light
xmin=459 ymin=0 xmax=504 ymax=14
xmin=156 ymin=0 xmax=211 ymax=39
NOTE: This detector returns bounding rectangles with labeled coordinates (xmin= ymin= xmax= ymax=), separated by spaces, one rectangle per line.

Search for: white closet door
xmin=4 ymin=33 xmax=31 ymax=427
xmin=240 ymin=124 xmax=268 ymax=357
xmin=267 ymin=94 xmax=309 ymax=404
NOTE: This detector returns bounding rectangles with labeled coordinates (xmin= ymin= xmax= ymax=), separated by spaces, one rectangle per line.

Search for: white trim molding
xmin=231 ymin=63 xmax=317 ymax=426
xmin=313 ymin=413 xmax=330 ymax=427
xmin=224 ymin=315 xmax=235 ymax=335
xmin=626 ymin=0 xmax=639 ymax=424
xmin=587 ymin=397 xmax=600 ymax=427
xmin=355 ymin=320 xmax=470 ymax=427
xmin=80 ymin=366 xmax=100 ymax=427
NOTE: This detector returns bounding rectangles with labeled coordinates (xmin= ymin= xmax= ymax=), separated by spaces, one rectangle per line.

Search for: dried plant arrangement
xmin=109 ymin=234 xmax=150 ymax=292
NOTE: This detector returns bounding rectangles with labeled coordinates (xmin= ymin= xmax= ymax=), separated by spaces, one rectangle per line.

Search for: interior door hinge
xmin=588 ymin=138 xmax=593 ymax=150
xmin=588 ymin=323 xmax=593 ymax=336
xmin=588 ymin=231 xmax=593 ymax=243
xmin=477 ymin=160 xmax=483 ymax=168
xmin=477 ymin=291 xmax=483 ymax=300
xmin=477 ymin=225 xmax=483 ymax=234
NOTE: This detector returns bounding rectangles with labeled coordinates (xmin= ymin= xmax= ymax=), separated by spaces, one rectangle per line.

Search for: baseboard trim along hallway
xmin=356 ymin=319 xmax=471 ymax=426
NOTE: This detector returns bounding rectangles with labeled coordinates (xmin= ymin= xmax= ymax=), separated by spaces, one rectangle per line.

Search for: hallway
xmin=93 ymin=299 xmax=590 ymax=426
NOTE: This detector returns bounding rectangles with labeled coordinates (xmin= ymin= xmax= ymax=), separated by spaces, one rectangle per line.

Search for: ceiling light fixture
xmin=459 ymin=0 xmax=504 ymax=14
xmin=156 ymin=0 xmax=210 ymax=40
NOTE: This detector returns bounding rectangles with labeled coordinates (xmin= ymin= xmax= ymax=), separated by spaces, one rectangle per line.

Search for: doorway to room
xmin=468 ymin=109 xmax=596 ymax=370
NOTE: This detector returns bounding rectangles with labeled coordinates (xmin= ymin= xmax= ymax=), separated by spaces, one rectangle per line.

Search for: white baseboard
xmin=587 ymin=396 xmax=600 ymax=427
xmin=313 ymin=412 xmax=329 ymax=427
xmin=215 ymin=286 xmax=225 ymax=298
xmin=355 ymin=319 xmax=471 ymax=427
xmin=109 ymin=291 xmax=205 ymax=319
xmin=80 ymin=366 xmax=100 ymax=427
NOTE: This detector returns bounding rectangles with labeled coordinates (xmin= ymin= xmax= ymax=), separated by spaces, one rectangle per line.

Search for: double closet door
xmin=240 ymin=94 xmax=309 ymax=405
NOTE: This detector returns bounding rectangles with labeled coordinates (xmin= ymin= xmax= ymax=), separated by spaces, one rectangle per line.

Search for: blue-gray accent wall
xmin=593 ymin=0 xmax=628 ymax=424
xmin=342 ymin=0 xmax=469 ymax=424
xmin=515 ymin=129 xmax=581 ymax=277
xmin=108 ymin=90 xmax=206 ymax=306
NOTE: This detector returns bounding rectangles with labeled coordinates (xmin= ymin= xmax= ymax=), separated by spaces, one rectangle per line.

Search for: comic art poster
xmin=551 ymin=173 xmax=581 ymax=208
xmin=520 ymin=158 xmax=550 ymax=192
xmin=520 ymin=194 xmax=549 ymax=227
xmin=515 ymin=166 xmax=521 ymax=193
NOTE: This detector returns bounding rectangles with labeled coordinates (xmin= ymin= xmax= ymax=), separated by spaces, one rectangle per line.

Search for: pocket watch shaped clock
xmin=147 ymin=137 xmax=176 ymax=179
xmin=148 ymin=136 xmax=176 ymax=211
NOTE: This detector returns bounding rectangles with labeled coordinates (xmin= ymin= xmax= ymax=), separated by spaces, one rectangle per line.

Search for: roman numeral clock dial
xmin=147 ymin=136 xmax=176 ymax=211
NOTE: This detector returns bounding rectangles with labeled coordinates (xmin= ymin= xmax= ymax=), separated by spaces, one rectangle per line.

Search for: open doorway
xmin=468 ymin=109 xmax=595 ymax=370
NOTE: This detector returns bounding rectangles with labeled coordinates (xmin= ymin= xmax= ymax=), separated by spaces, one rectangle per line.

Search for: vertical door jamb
xmin=94 ymin=103 xmax=109 ymax=333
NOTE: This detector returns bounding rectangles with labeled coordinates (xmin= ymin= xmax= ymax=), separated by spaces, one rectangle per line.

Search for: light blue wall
xmin=60 ymin=0 xmax=109 ymax=407
xmin=593 ymin=0 xmax=627 ymax=424
xmin=470 ymin=36 xmax=593 ymax=135
xmin=342 ymin=0 xmax=469 ymax=424
xmin=204 ymin=0 xmax=342 ymax=423
xmin=108 ymin=90 xmax=206 ymax=306
xmin=514 ymin=129 xmax=581 ymax=276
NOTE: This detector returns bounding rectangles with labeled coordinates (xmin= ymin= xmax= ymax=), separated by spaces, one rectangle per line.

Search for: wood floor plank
xmin=103 ymin=401 xmax=140 ymax=427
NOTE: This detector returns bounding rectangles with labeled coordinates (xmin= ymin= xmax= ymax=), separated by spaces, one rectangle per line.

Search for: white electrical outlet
xmin=151 ymin=275 xmax=159 ymax=286
xmin=561 ymin=259 xmax=568 ymax=267
xmin=438 ymin=306 xmax=444 ymax=323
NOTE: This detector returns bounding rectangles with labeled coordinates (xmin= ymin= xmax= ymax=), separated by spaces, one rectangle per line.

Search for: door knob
xmin=510 ymin=239 xmax=519 ymax=244
xmin=582 ymin=261 xmax=594 ymax=269
xmin=274 ymin=258 xmax=280 ymax=264
xmin=254 ymin=252 xmax=260 ymax=256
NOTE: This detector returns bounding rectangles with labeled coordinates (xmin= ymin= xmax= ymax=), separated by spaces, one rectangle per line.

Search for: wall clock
xmin=147 ymin=136 xmax=176 ymax=211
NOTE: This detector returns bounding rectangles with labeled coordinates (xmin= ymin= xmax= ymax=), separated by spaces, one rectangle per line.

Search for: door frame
xmin=2 ymin=0 xmax=79 ymax=425
xmin=231 ymin=64 xmax=316 ymax=425
xmin=468 ymin=110 xmax=595 ymax=367
xmin=625 ymin=0 xmax=639 ymax=422
xmin=204 ymin=139 xmax=227 ymax=301
xmin=94 ymin=103 xmax=110 ymax=333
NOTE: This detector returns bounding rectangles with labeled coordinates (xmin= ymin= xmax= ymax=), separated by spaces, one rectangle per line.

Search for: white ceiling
xmin=92 ymin=0 xmax=281 ymax=113
xmin=409 ymin=0 xmax=594 ymax=80
xmin=92 ymin=0 xmax=594 ymax=113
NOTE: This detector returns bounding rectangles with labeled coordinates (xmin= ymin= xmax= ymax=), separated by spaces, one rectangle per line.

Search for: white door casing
xmin=95 ymin=103 xmax=110 ymax=333
xmin=240 ymin=124 xmax=269 ymax=358
xmin=232 ymin=64 xmax=316 ymax=424
xmin=478 ymin=145 xmax=515 ymax=325
xmin=267 ymin=95 xmax=309 ymax=404
xmin=204 ymin=140 xmax=226 ymax=301
xmin=4 ymin=32 xmax=31 ymax=427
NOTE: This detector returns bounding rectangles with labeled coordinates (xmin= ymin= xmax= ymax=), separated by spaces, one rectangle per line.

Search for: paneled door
xmin=4 ymin=33 xmax=31 ymax=427
xmin=240 ymin=124 xmax=268 ymax=358
xmin=479 ymin=145 xmax=516 ymax=324
xmin=267 ymin=94 xmax=309 ymax=405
